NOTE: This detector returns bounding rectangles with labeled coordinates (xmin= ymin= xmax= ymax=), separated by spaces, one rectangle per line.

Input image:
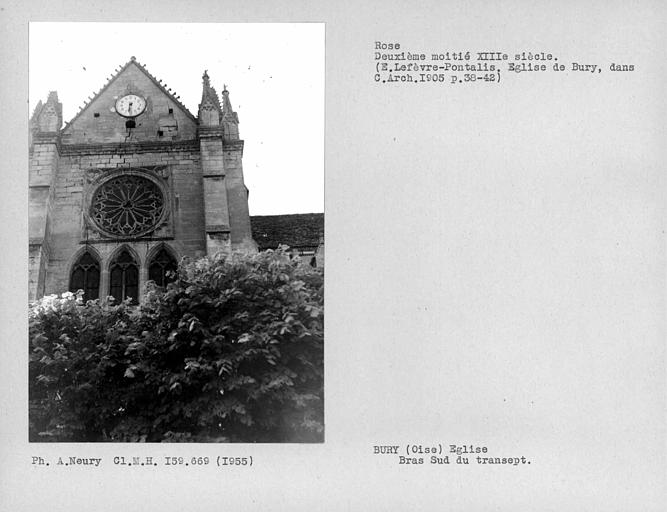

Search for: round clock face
xmin=115 ymin=94 xmax=146 ymax=117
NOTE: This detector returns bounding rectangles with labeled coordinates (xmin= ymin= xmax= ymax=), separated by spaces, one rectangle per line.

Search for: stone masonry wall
xmin=29 ymin=138 xmax=60 ymax=300
xmin=223 ymin=142 xmax=253 ymax=247
xmin=44 ymin=144 xmax=205 ymax=297
xmin=62 ymin=63 xmax=197 ymax=145
xmin=32 ymin=60 xmax=254 ymax=299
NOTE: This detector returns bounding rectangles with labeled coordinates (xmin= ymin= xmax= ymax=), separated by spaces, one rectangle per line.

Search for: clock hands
xmin=116 ymin=95 xmax=146 ymax=117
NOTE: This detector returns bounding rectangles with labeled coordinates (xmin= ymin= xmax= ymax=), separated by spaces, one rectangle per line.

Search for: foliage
xmin=29 ymin=249 xmax=324 ymax=442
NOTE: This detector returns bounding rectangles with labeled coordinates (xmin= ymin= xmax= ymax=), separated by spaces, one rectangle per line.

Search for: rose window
xmin=90 ymin=175 xmax=165 ymax=236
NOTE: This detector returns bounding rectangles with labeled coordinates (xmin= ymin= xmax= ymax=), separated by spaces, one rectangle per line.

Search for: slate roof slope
xmin=251 ymin=213 xmax=324 ymax=250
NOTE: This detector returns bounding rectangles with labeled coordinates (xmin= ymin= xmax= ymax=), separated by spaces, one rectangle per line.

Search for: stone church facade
xmin=29 ymin=57 xmax=256 ymax=303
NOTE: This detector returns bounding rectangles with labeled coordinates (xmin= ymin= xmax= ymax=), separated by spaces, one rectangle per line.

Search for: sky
xmin=29 ymin=22 xmax=324 ymax=216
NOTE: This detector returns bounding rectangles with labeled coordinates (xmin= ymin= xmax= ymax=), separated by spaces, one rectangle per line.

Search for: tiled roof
xmin=251 ymin=213 xmax=324 ymax=250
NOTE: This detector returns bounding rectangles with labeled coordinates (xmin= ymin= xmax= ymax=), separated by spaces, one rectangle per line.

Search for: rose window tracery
xmin=90 ymin=175 xmax=165 ymax=237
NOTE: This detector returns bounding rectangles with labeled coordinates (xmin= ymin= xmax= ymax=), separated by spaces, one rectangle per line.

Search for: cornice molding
xmin=61 ymin=139 xmax=199 ymax=156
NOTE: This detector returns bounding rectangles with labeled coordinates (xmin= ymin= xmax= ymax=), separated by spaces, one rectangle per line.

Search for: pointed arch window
xmin=69 ymin=252 xmax=100 ymax=301
xmin=148 ymin=248 xmax=178 ymax=288
xmin=109 ymin=250 xmax=139 ymax=303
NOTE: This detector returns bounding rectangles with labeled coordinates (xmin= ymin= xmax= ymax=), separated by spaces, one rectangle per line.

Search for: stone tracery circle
xmin=90 ymin=175 xmax=165 ymax=237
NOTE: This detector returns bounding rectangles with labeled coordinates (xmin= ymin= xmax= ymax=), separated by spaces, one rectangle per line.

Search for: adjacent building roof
xmin=251 ymin=213 xmax=324 ymax=250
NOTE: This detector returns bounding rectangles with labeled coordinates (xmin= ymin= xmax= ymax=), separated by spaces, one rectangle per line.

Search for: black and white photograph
xmin=1 ymin=2 xmax=665 ymax=511
xmin=28 ymin=22 xmax=324 ymax=443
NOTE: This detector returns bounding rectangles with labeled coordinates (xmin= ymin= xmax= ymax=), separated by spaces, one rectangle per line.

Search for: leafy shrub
xmin=29 ymin=248 xmax=324 ymax=442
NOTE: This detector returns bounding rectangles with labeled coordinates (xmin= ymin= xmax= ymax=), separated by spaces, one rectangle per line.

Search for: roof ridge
xmin=131 ymin=56 xmax=196 ymax=121
xmin=62 ymin=56 xmax=197 ymax=131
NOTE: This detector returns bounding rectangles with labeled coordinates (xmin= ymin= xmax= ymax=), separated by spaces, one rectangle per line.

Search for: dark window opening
xmin=69 ymin=252 xmax=100 ymax=301
xmin=93 ymin=112 xmax=100 ymax=118
xmin=148 ymin=248 xmax=178 ymax=288
xmin=157 ymin=130 xmax=164 ymax=137
xmin=168 ymin=108 xmax=173 ymax=114
xmin=125 ymin=119 xmax=136 ymax=129
xmin=109 ymin=250 xmax=139 ymax=303
xmin=310 ymin=256 xmax=317 ymax=267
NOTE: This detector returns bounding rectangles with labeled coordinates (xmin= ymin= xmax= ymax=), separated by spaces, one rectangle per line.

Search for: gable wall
xmin=62 ymin=64 xmax=197 ymax=144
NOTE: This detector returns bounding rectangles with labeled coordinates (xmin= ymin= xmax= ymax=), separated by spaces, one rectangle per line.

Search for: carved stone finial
xmin=220 ymin=87 xmax=239 ymax=138
xmin=198 ymin=71 xmax=222 ymax=126
xmin=35 ymin=91 xmax=63 ymax=133
xmin=221 ymin=87 xmax=234 ymax=116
